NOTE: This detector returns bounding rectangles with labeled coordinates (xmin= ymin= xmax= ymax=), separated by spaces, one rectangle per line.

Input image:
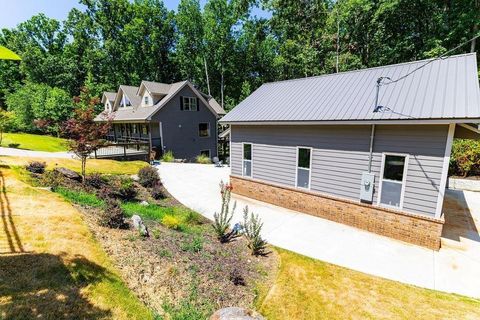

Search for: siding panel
xmin=231 ymin=124 xmax=448 ymax=217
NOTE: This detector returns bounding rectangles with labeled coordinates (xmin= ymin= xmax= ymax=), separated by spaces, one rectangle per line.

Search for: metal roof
xmin=220 ymin=53 xmax=480 ymax=124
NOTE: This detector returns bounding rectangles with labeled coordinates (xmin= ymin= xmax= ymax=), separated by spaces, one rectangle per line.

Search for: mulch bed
xmin=70 ymin=178 xmax=278 ymax=317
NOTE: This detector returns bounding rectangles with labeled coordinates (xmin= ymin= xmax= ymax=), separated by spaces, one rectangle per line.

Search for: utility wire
xmin=380 ymin=33 xmax=480 ymax=86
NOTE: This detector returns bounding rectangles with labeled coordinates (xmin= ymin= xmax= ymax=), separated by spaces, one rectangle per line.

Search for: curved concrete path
xmin=157 ymin=162 xmax=480 ymax=298
xmin=0 ymin=147 xmax=74 ymax=158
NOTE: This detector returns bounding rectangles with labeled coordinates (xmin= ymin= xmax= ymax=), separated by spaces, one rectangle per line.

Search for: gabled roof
xmin=220 ymin=53 xmax=480 ymax=124
xmin=97 ymin=80 xmax=226 ymax=122
xmin=138 ymin=80 xmax=172 ymax=95
xmin=101 ymin=92 xmax=116 ymax=104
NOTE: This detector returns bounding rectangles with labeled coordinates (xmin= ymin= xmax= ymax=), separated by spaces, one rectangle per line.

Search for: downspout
xmin=368 ymin=124 xmax=375 ymax=173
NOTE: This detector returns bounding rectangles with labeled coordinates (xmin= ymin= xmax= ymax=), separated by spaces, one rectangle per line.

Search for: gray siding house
xmin=97 ymin=80 xmax=225 ymax=160
xmin=220 ymin=53 xmax=480 ymax=250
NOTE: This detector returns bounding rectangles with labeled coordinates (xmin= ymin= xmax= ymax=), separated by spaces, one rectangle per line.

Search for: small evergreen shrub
xmin=161 ymin=150 xmax=174 ymax=162
xmin=97 ymin=185 xmax=114 ymax=200
xmin=26 ymin=161 xmax=46 ymax=174
xmin=162 ymin=214 xmax=182 ymax=230
xmin=196 ymin=154 xmax=211 ymax=164
xmin=99 ymin=198 xmax=128 ymax=229
xmin=242 ymin=206 xmax=267 ymax=256
xmin=213 ymin=181 xmax=236 ymax=243
xmin=151 ymin=182 xmax=166 ymax=200
xmin=110 ymin=177 xmax=137 ymax=201
xmin=85 ymin=173 xmax=105 ymax=189
xmin=138 ymin=166 xmax=159 ymax=187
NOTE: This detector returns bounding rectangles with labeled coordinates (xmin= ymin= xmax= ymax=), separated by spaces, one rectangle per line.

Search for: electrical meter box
xmin=360 ymin=172 xmax=375 ymax=203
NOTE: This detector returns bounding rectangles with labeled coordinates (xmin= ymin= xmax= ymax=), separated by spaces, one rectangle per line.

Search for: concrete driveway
xmin=157 ymin=162 xmax=480 ymax=298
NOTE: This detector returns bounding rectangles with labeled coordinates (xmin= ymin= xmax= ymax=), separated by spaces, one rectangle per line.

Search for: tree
xmin=0 ymin=110 xmax=14 ymax=145
xmin=62 ymin=87 xmax=111 ymax=183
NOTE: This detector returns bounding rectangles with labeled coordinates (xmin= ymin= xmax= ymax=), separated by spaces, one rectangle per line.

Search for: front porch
xmin=95 ymin=122 xmax=162 ymax=161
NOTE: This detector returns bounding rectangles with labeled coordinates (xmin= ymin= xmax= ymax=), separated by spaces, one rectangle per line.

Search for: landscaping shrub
xmin=213 ymin=181 xmax=236 ymax=243
xmin=151 ymin=182 xmax=166 ymax=200
xmin=450 ymin=139 xmax=480 ymax=177
xmin=99 ymin=198 xmax=128 ymax=229
xmin=162 ymin=214 xmax=182 ymax=230
xmin=138 ymin=166 xmax=159 ymax=187
xmin=183 ymin=210 xmax=202 ymax=225
xmin=85 ymin=173 xmax=105 ymax=189
xmin=195 ymin=154 xmax=211 ymax=164
xmin=26 ymin=161 xmax=46 ymax=174
xmin=110 ymin=177 xmax=137 ymax=201
xmin=181 ymin=235 xmax=204 ymax=253
xmin=38 ymin=170 xmax=64 ymax=189
xmin=242 ymin=206 xmax=267 ymax=256
xmin=161 ymin=150 xmax=174 ymax=162
xmin=229 ymin=268 xmax=246 ymax=286
xmin=97 ymin=185 xmax=115 ymax=200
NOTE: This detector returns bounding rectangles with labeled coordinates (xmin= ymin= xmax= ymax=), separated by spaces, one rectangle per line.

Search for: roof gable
xmin=220 ymin=53 xmax=480 ymax=123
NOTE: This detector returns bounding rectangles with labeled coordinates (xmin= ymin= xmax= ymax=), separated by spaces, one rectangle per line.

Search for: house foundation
xmin=230 ymin=175 xmax=444 ymax=250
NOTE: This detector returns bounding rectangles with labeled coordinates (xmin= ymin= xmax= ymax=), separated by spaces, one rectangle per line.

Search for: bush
xmin=242 ymin=206 xmax=267 ymax=256
xmin=26 ymin=161 xmax=46 ymax=174
xmin=151 ymin=182 xmax=167 ymax=200
xmin=110 ymin=177 xmax=137 ymax=201
xmin=39 ymin=170 xmax=64 ymax=189
xmin=138 ymin=166 xmax=159 ymax=188
xmin=450 ymin=139 xmax=480 ymax=177
xmin=99 ymin=198 xmax=128 ymax=229
xmin=97 ymin=185 xmax=115 ymax=200
xmin=183 ymin=210 xmax=202 ymax=225
xmin=213 ymin=181 xmax=236 ymax=243
xmin=85 ymin=173 xmax=105 ymax=189
xmin=162 ymin=214 xmax=182 ymax=230
xmin=161 ymin=150 xmax=174 ymax=162
xmin=196 ymin=154 xmax=211 ymax=164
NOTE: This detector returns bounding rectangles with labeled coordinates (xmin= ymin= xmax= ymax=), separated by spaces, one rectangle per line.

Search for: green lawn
xmin=1 ymin=133 xmax=68 ymax=152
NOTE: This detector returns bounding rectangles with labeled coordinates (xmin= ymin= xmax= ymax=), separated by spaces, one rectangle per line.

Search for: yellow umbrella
xmin=0 ymin=46 xmax=21 ymax=60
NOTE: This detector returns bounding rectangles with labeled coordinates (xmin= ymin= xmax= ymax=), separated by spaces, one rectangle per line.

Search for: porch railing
xmin=94 ymin=141 xmax=150 ymax=161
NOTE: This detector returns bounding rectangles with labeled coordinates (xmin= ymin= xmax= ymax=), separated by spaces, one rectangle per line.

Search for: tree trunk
xmin=81 ymin=156 xmax=87 ymax=184
xmin=471 ymin=23 xmax=478 ymax=53
xmin=0 ymin=130 xmax=3 ymax=146
xmin=221 ymin=67 xmax=224 ymax=109
xmin=204 ymin=56 xmax=211 ymax=96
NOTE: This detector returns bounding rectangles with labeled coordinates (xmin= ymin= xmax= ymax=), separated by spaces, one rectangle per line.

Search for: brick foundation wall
xmin=230 ymin=175 xmax=444 ymax=250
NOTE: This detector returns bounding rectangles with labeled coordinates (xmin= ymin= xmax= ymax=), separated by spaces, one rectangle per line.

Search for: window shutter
xmin=180 ymin=96 xmax=184 ymax=110
xmin=196 ymin=97 xmax=200 ymax=111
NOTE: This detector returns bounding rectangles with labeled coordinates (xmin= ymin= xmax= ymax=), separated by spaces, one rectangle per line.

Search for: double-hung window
xmin=182 ymin=97 xmax=198 ymax=111
xmin=296 ymin=147 xmax=311 ymax=189
xmin=144 ymin=96 xmax=149 ymax=105
xmin=379 ymin=154 xmax=408 ymax=208
xmin=198 ymin=123 xmax=210 ymax=137
xmin=243 ymin=143 xmax=252 ymax=177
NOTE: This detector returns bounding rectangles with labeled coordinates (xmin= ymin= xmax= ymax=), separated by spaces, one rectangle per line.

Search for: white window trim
xmin=295 ymin=146 xmax=313 ymax=190
xmin=242 ymin=142 xmax=253 ymax=178
xmin=144 ymin=95 xmax=149 ymax=106
xmin=120 ymin=94 xmax=133 ymax=109
xmin=199 ymin=122 xmax=210 ymax=137
xmin=200 ymin=149 xmax=211 ymax=158
xmin=377 ymin=152 xmax=409 ymax=210
xmin=182 ymin=96 xmax=198 ymax=111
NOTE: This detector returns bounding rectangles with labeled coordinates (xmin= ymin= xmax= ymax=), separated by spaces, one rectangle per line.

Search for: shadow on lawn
xmin=0 ymin=253 xmax=112 ymax=319
xmin=0 ymin=170 xmax=25 ymax=254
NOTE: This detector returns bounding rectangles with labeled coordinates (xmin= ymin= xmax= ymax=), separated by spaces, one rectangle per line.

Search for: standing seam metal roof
xmin=220 ymin=53 xmax=480 ymax=123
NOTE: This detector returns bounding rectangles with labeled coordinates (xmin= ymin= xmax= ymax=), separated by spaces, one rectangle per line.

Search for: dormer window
xmin=181 ymin=96 xmax=198 ymax=111
xmin=144 ymin=96 xmax=149 ymax=105
xmin=120 ymin=94 xmax=131 ymax=108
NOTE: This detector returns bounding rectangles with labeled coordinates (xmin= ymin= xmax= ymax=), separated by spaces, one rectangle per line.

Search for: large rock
xmin=210 ymin=307 xmax=264 ymax=320
xmin=131 ymin=214 xmax=149 ymax=237
xmin=54 ymin=167 xmax=81 ymax=181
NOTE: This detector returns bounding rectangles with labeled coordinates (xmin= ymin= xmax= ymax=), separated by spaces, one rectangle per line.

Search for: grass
xmin=0 ymin=167 xmax=154 ymax=319
xmin=256 ymin=248 xmax=480 ymax=320
xmin=1 ymin=132 xmax=68 ymax=152
xmin=56 ymin=186 xmax=105 ymax=208
xmin=0 ymin=156 xmax=148 ymax=175
xmin=161 ymin=150 xmax=174 ymax=162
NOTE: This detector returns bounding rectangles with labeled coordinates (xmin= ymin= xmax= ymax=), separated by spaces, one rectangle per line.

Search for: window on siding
xmin=379 ymin=154 xmax=407 ymax=208
xmin=141 ymin=124 xmax=149 ymax=135
xmin=198 ymin=123 xmax=210 ymax=137
xmin=243 ymin=143 xmax=252 ymax=177
xmin=296 ymin=147 xmax=311 ymax=189
xmin=200 ymin=149 xmax=210 ymax=158
xmin=182 ymin=97 xmax=198 ymax=111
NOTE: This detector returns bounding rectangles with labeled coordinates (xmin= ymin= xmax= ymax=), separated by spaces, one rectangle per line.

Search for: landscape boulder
xmin=54 ymin=167 xmax=81 ymax=181
xmin=131 ymin=214 xmax=149 ymax=237
xmin=210 ymin=307 xmax=264 ymax=320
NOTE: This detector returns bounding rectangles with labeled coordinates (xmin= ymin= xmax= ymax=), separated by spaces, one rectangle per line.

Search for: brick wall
xmin=230 ymin=175 xmax=444 ymax=250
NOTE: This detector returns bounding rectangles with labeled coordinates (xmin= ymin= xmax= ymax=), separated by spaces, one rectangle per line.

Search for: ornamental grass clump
xmin=242 ymin=206 xmax=267 ymax=256
xmin=161 ymin=150 xmax=174 ymax=162
xmin=213 ymin=181 xmax=236 ymax=243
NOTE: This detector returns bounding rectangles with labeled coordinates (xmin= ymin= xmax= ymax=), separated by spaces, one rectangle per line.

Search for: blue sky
xmin=0 ymin=0 xmax=270 ymax=29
